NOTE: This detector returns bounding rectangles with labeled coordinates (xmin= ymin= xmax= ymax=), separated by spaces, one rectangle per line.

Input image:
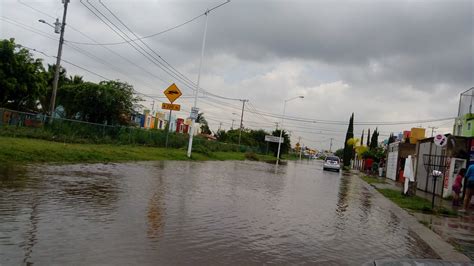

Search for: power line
xmin=93 ymin=0 xmax=197 ymax=88
xmin=17 ymin=0 xmax=245 ymax=103
xmin=0 ymin=16 xmax=58 ymax=41
xmin=18 ymin=0 xmax=56 ymax=20
xmin=15 ymin=44 xmax=181 ymax=111
xmin=7 ymin=3 xmax=459 ymax=128
xmin=0 ymin=15 xmax=167 ymax=94
xmin=65 ymin=9 xmax=205 ymax=46
xmin=77 ymin=0 xmax=243 ymax=102
xmin=14 ymin=3 xmax=178 ymax=91
xmin=80 ymin=0 xmax=210 ymax=101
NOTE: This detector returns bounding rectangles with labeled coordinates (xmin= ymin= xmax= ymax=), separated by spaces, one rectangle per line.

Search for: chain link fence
xmin=0 ymin=108 xmax=261 ymax=153
xmin=458 ymin=87 xmax=474 ymax=117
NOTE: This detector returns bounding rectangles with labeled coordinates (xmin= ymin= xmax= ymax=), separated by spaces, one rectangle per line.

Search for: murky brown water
xmin=0 ymin=160 xmax=438 ymax=265
xmin=414 ymin=212 xmax=474 ymax=260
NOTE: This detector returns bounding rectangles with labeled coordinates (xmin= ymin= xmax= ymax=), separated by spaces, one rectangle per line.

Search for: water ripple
xmin=0 ymin=161 xmax=438 ymax=265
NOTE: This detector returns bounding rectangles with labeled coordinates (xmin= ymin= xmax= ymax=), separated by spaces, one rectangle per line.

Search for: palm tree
xmin=196 ymin=113 xmax=211 ymax=134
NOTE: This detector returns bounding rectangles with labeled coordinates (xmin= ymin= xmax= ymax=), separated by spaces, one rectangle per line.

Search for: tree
xmin=334 ymin=148 xmax=344 ymax=159
xmin=370 ymin=128 xmax=379 ymax=150
xmin=388 ymin=133 xmax=397 ymax=145
xmin=0 ymin=38 xmax=46 ymax=111
xmin=271 ymin=129 xmax=290 ymax=157
xmin=57 ymin=80 xmax=140 ymax=125
xmin=343 ymin=113 xmax=354 ymax=167
xmin=38 ymin=64 xmax=68 ymax=114
xmin=215 ymin=129 xmax=227 ymax=141
xmin=360 ymin=129 xmax=365 ymax=147
xmin=196 ymin=113 xmax=211 ymax=135
xmin=366 ymin=128 xmax=371 ymax=147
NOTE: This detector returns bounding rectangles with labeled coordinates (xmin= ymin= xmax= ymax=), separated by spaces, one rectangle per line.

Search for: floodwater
xmin=414 ymin=212 xmax=474 ymax=260
xmin=0 ymin=160 xmax=438 ymax=265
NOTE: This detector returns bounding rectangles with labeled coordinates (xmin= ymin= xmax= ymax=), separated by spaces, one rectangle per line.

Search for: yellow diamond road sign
xmin=164 ymin=83 xmax=182 ymax=103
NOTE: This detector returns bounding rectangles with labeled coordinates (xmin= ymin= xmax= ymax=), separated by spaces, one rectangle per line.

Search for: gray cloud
xmin=1 ymin=0 xmax=473 ymax=150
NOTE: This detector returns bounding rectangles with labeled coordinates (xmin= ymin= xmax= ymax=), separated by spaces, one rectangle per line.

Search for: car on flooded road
xmin=323 ymin=156 xmax=341 ymax=172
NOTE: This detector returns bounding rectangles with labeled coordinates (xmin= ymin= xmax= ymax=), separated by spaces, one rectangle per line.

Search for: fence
xmin=458 ymin=87 xmax=474 ymax=117
xmin=0 ymin=108 xmax=261 ymax=153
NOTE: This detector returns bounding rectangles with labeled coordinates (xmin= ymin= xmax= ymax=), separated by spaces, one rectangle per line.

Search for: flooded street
xmin=1 ymin=160 xmax=438 ymax=265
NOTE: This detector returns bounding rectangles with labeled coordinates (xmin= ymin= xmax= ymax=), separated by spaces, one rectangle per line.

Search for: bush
xmin=0 ymin=114 xmax=266 ymax=155
xmin=245 ymin=152 xmax=259 ymax=161
xmin=192 ymin=145 xmax=212 ymax=157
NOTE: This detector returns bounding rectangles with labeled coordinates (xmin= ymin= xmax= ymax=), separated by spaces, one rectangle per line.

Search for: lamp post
xmin=231 ymin=112 xmax=238 ymax=129
xmin=276 ymin=96 xmax=304 ymax=166
xmin=186 ymin=0 xmax=230 ymax=158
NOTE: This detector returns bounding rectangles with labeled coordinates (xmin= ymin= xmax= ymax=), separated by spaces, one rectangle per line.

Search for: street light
xmin=231 ymin=112 xmax=238 ymax=129
xmin=38 ymin=0 xmax=70 ymax=123
xmin=186 ymin=0 xmax=230 ymax=158
xmin=39 ymin=19 xmax=61 ymax=34
xmin=276 ymin=95 xmax=304 ymax=166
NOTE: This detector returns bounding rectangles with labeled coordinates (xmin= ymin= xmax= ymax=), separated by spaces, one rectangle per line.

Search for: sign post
xmin=162 ymin=83 xmax=182 ymax=148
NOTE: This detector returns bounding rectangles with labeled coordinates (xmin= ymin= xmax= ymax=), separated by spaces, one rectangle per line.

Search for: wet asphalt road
xmin=0 ymin=160 xmax=438 ymax=265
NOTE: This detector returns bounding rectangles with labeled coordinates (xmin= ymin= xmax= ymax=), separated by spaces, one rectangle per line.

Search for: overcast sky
xmin=1 ymin=0 xmax=473 ymax=150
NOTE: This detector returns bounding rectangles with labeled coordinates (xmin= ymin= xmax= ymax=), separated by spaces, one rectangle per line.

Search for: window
xmin=468 ymin=122 xmax=471 ymax=131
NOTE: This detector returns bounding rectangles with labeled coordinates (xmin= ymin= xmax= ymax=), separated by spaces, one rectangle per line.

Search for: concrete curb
xmin=355 ymin=174 xmax=471 ymax=262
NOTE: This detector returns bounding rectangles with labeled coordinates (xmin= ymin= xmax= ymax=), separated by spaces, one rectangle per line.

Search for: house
xmin=454 ymin=87 xmax=474 ymax=137
xmin=154 ymin=112 xmax=166 ymax=130
xmin=176 ymin=118 xmax=188 ymax=133
xmin=386 ymin=141 xmax=417 ymax=183
xmin=384 ymin=128 xmax=425 ymax=182
xmin=413 ymin=135 xmax=470 ymax=198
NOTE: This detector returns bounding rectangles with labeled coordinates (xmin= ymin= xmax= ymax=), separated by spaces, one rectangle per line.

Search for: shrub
xmin=245 ymin=152 xmax=259 ymax=161
xmin=192 ymin=145 xmax=212 ymax=157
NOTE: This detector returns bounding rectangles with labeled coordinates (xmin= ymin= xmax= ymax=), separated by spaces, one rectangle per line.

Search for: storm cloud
xmin=1 ymin=0 xmax=473 ymax=149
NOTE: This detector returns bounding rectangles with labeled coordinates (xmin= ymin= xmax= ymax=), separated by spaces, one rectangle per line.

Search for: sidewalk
xmin=361 ymin=174 xmax=474 ymax=261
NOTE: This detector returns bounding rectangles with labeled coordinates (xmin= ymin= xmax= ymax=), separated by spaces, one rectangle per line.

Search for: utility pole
xmin=428 ymin=126 xmax=438 ymax=137
xmin=298 ymin=137 xmax=302 ymax=161
xmin=238 ymin=99 xmax=248 ymax=146
xmin=186 ymin=0 xmax=230 ymax=158
xmin=329 ymin=138 xmax=334 ymax=152
xmin=231 ymin=119 xmax=235 ymax=129
xmin=299 ymin=143 xmax=304 ymax=161
xmin=48 ymin=0 xmax=70 ymax=123
xmin=218 ymin=122 xmax=222 ymax=131
xmin=276 ymin=96 xmax=304 ymax=166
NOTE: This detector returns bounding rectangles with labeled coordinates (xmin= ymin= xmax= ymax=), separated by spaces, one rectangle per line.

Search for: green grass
xmin=360 ymin=175 xmax=387 ymax=184
xmin=377 ymin=188 xmax=458 ymax=216
xmin=418 ymin=220 xmax=431 ymax=228
xmin=0 ymin=136 xmax=275 ymax=164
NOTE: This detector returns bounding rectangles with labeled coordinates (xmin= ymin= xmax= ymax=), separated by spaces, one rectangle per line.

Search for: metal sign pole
xmin=165 ymin=109 xmax=172 ymax=148
xmin=432 ymin=175 xmax=437 ymax=209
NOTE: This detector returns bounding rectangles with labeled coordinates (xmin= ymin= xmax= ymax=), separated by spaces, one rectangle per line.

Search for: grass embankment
xmin=0 ymin=137 xmax=275 ymax=164
xmin=360 ymin=175 xmax=386 ymax=184
xmin=378 ymin=188 xmax=457 ymax=216
xmin=358 ymin=174 xmax=457 ymax=216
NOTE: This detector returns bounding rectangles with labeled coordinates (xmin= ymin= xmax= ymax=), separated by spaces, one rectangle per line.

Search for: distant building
xmin=454 ymin=87 xmax=474 ymax=137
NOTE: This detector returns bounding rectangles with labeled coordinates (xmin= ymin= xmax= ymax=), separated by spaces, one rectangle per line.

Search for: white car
xmin=323 ymin=156 xmax=341 ymax=172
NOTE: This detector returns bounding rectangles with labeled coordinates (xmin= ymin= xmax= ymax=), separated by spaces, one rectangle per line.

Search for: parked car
xmin=323 ymin=156 xmax=341 ymax=172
